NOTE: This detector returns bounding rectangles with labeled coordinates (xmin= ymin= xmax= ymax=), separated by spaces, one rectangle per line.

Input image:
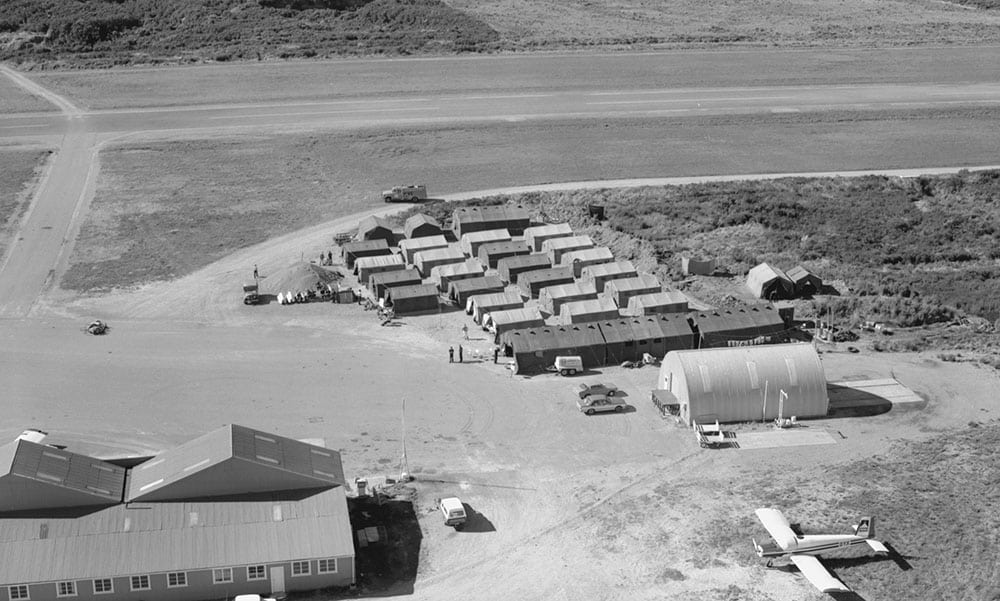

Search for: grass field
xmin=0 ymin=76 xmax=55 ymax=113
xmin=62 ymin=106 xmax=1000 ymax=293
xmin=0 ymin=150 xmax=49 ymax=259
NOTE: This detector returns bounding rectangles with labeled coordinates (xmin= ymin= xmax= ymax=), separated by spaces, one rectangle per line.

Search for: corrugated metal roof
xmin=0 ymin=486 xmax=353 ymax=584
xmin=126 ymin=425 xmax=344 ymax=502
xmin=0 ymin=441 xmax=126 ymax=512
xmin=386 ymin=283 xmax=439 ymax=301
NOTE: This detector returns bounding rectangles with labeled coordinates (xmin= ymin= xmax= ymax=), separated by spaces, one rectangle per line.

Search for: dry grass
xmin=0 ymin=150 xmax=50 ymax=258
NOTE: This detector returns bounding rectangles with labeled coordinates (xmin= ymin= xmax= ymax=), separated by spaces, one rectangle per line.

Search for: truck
xmin=437 ymin=497 xmax=467 ymax=530
xmin=243 ymin=282 xmax=261 ymax=305
xmin=383 ymin=184 xmax=428 ymax=203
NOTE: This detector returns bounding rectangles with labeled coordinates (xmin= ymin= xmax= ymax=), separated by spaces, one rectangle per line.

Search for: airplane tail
xmin=854 ymin=516 xmax=875 ymax=538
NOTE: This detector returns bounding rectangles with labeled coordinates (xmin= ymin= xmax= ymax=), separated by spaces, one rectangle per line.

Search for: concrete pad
xmin=736 ymin=428 xmax=838 ymax=450
xmin=828 ymin=378 xmax=925 ymax=410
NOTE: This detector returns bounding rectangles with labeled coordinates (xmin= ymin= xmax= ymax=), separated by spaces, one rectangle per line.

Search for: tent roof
xmin=542 ymin=235 xmax=594 ymax=251
xmin=560 ymin=246 xmax=614 ymax=265
xmin=501 ymin=323 xmax=605 ymax=353
xmin=431 ymin=260 xmax=483 ymax=279
xmin=541 ymin=281 xmax=598 ymax=300
xmin=371 ymin=268 xmax=422 ymax=285
xmin=358 ymin=215 xmax=392 ymax=234
xmin=386 ymin=283 xmax=440 ymax=300
xmin=452 ymin=206 xmax=530 ymax=224
xmin=519 ymin=266 xmax=574 ymax=285
xmin=786 ymin=264 xmax=821 ymax=283
xmin=449 ymin=275 xmax=505 ymax=293
xmin=524 ymin=223 xmax=573 ymax=238
xmin=603 ymin=273 xmax=661 ymax=293
xmin=485 ymin=306 xmax=544 ymax=325
xmin=399 ymin=235 xmax=448 ymax=251
xmin=479 ymin=241 xmax=529 ymax=256
xmin=627 ymin=290 xmax=688 ymax=308
xmin=460 ymin=229 xmax=511 ymax=244
xmin=355 ymin=254 xmax=404 ymax=270
xmin=497 ymin=253 xmax=551 ymax=271
xmin=581 ymin=260 xmax=637 ymax=279
xmin=746 ymin=262 xmax=793 ymax=295
xmin=342 ymin=239 xmax=388 ymax=253
xmin=691 ymin=307 xmax=785 ymax=337
xmin=414 ymin=247 xmax=466 ymax=263
xmin=468 ymin=290 xmax=523 ymax=309
xmin=404 ymin=213 xmax=441 ymax=229
xmin=559 ymin=297 xmax=619 ymax=316
xmin=598 ymin=316 xmax=681 ymax=344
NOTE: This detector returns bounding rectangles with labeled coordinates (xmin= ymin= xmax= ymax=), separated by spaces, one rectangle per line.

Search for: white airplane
xmin=753 ymin=507 xmax=889 ymax=593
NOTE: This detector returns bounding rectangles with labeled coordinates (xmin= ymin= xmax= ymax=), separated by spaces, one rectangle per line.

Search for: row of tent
xmin=354 ymin=206 xmax=535 ymax=247
xmin=500 ymin=306 xmax=790 ymax=373
xmin=747 ymin=262 xmax=823 ymax=300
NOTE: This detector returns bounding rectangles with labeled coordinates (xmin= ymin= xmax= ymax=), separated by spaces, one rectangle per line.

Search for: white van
xmin=554 ymin=355 xmax=584 ymax=376
xmin=438 ymin=497 xmax=467 ymax=530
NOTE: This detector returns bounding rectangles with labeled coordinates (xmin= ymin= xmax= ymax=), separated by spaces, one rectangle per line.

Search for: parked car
xmin=577 ymin=394 xmax=626 ymax=415
xmin=578 ymin=382 xmax=618 ymax=399
xmin=437 ymin=497 xmax=467 ymax=530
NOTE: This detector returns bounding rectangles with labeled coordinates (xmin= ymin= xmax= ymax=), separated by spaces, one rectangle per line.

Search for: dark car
xmin=578 ymin=382 xmax=618 ymax=399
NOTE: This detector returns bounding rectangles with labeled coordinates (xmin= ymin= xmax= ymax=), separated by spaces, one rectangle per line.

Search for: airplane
xmin=752 ymin=507 xmax=889 ymax=593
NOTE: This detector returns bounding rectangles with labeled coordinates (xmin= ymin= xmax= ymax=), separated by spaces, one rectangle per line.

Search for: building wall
xmin=5 ymin=557 xmax=354 ymax=601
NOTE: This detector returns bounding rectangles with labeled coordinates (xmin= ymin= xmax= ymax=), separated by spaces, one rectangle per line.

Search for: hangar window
xmin=698 ymin=365 xmax=712 ymax=392
xmin=639 ymin=339 xmax=649 ymax=345
xmin=746 ymin=361 xmax=760 ymax=389
xmin=92 ymin=580 xmax=113 ymax=595
xmin=212 ymin=568 xmax=233 ymax=584
xmin=130 ymin=576 xmax=150 ymax=591
xmin=785 ymin=358 xmax=798 ymax=386
xmin=653 ymin=338 xmax=663 ymax=343
xmin=10 ymin=586 xmax=29 ymax=600
xmin=625 ymin=340 xmax=635 ymax=347
xmin=167 ymin=573 xmax=187 ymax=588
xmin=56 ymin=582 xmax=75 ymax=598
xmin=318 ymin=558 xmax=338 ymax=574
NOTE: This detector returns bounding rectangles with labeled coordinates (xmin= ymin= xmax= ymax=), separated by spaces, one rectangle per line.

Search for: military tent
xmin=690 ymin=307 xmax=786 ymax=348
xmin=452 ymin=206 xmax=530 ymax=238
xmin=580 ymin=261 xmax=638 ymax=293
xmin=354 ymin=254 xmax=405 ymax=284
xmin=500 ymin=324 xmax=606 ymax=374
xmin=523 ymin=223 xmax=574 ymax=252
xmin=482 ymin=307 xmax=545 ymax=343
xmin=404 ymin=214 xmax=443 ymax=239
xmin=657 ymin=343 xmax=828 ymax=425
xmin=414 ymin=247 xmax=466 ymax=277
xmin=599 ymin=315 xmax=693 ymax=364
xmin=746 ymin=262 xmax=794 ymax=300
xmin=357 ymin=215 xmax=394 ymax=244
xmin=468 ymin=290 xmax=524 ymax=323
xmin=538 ymin=281 xmax=598 ymax=315
xmin=385 ymin=284 xmax=440 ymax=315
xmin=431 ymin=260 xmax=485 ymax=292
xmin=517 ymin=266 xmax=575 ymax=299
xmin=542 ymin=235 xmax=594 ymax=264
xmin=478 ymin=240 xmax=530 ymax=268
xmin=557 ymin=297 xmax=620 ymax=325
xmin=786 ymin=265 xmax=823 ymax=297
xmin=398 ymin=235 xmax=449 ymax=264
xmin=497 ymin=253 xmax=551 ymax=284
xmin=602 ymin=273 xmax=661 ymax=307
xmin=341 ymin=239 xmax=392 ymax=269
xmin=560 ymin=246 xmax=615 ymax=277
xmin=681 ymin=256 xmax=716 ymax=276
xmin=369 ymin=268 xmax=422 ymax=299
xmin=459 ymin=229 xmax=512 ymax=257
xmin=448 ymin=275 xmax=506 ymax=306
xmin=625 ymin=290 xmax=689 ymax=316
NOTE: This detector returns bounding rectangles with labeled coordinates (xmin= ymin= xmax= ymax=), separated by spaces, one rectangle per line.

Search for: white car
xmin=577 ymin=394 xmax=626 ymax=415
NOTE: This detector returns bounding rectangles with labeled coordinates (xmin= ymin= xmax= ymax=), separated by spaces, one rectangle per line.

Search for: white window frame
xmin=9 ymin=585 xmax=29 ymax=600
xmin=166 ymin=572 xmax=187 ymax=589
xmin=56 ymin=582 xmax=76 ymax=598
xmin=212 ymin=568 xmax=234 ymax=584
xmin=129 ymin=575 xmax=150 ymax=591
xmin=290 ymin=560 xmax=311 ymax=577
xmin=247 ymin=565 xmax=267 ymax=581
xmin=317 ymin=558 xmax=338 ymax=574
xmin=92 ymin=579 xmax=113 ymax=595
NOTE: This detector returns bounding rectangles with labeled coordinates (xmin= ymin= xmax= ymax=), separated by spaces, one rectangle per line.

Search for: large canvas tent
xmin=560 ymin=246 xmax=615 ymax=277
xmin=581 ymin=260 xmax=638 ymax=293
xmin=478 ymin=240 xmax=530 ymax=268
xmin=786 ymin=265 xmax=823 ymax=297
xmin=625 ymin=290 xmax=689 ymax=316
xmin=599 ymin=315 xmax=693 ymax=364
xmin=354 ymin=254 xmax=405 ymax=283
xmin=538 ymin=281 xmax=598 ymax=315
xmin=431 ymin=260 xmax=484 ymax=292
xmin=681 ymin=256 xmax=717 ymax=276
xmin=542 ymin=235 xmax=594 ymax=264
xmin=399 ymin=235 xmax=449 ymax=264
xmin=448 ymin=275 xmax=506 ymax=305
xmin=483 ymin=307 xmax=545 ymax=343
xmin=369 ymin=267 xmax=422 ymax=299
xmin=518 ymin=266 xmax=575 ymax=298
xmin=501 ymin=324 xmax=606 ymax=374
xmin=404 ymin=214 xmax=443 ymax=239
xmin=460 ymin=229 xmax=512 ymax=257
xmin=691 ymin=307 xmax=786 ymax=348
xmin=468 ymin=290 xmax=524 ymax=323
xmin=557 ymin=297 xmax=620 ymax=325
xmin=341 ymin=239 xmax=391 ymax=269
xmin=602 ymin=273 xmax=661 ymax=307
xmin=357 ymin=215 xmax=394 ymax=244
xmin=413 ymin=247 xmax=466 ymax=277
xmin=452 ymin=206 xmax=530 ymax=238
xmin=746 ymin=262 xmax=794 ymax=300
xmin=657 ymin=343 xmax=828 ymax=425
xmin=384 ymin=283 xmax=440 ymax=314
xmin=523 ymin=223 xmax=574 ymax=252
xmin=497 ymin=253 xmax=551 ymax=284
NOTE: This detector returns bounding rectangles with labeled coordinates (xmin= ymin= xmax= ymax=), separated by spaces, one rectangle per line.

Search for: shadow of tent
xmin=459 ymin=503 xmax=496 ymax=533
xmin=348 ymin=497 xmax=422 ymax=596
xmin=826 ymin=384 xmax=893 ymax=418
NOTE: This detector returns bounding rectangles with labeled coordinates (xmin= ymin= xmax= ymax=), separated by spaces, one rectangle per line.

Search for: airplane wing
xmin=755 ymin=508 xmax=798 ymax=550
xmin=866 ymin=539 xmax=890 ymax=555
xmin=790 ymin=555 xmax=851 ymax=593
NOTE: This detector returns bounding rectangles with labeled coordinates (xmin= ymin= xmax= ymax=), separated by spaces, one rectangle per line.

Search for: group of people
xmin=448 ymin=344 xmax=501 ymax=364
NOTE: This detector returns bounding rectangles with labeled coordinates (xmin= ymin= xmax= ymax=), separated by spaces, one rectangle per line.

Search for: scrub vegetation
xmin=0 ymin=150 xmax=49 ymax=259
xmin=3 ymin=0 xmax=1000 ymax=68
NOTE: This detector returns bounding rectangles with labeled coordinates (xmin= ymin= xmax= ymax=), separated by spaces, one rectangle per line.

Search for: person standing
xmin=253 ymin=264 xmax=258 ymax=280
xmin=462 ymin=324 xmax=469 ymax=340
xmin=458 ymin=345 xmax=463 ymax=363
xmin=493 ymin=346 xmax=499 ymax=364
xmin=448 ymin=346 xmax=454 ymax=363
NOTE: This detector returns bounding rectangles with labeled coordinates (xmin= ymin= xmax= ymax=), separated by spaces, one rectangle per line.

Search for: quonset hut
xmin=657 ymin=343 xmax=828 ymax=425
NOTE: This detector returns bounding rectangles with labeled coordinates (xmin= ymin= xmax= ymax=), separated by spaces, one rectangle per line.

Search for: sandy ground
xmin=5 ymin=207 xmax=997 ymax=601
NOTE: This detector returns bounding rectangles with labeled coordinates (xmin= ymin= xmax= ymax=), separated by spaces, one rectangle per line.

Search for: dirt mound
xmin=264 ymin=261 xmax=340 ymax=294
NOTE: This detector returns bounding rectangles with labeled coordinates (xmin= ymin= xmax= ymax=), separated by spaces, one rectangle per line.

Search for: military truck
xmin=243 ymin=282 xmax=261 ymax=305
xmin=382 ymin=184 xmax=428 ymax=202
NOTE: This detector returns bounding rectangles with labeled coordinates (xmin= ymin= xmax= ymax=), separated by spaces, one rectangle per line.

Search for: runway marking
xmin=449 ymin=93 xmax=554 ymax=100
xmin=588 ymin=96 xmax=794 ymax=105
xmin=206 ymin=106 xmax=439 ymax=120
xmin=0 ymin=124 xmax=50 ymax=129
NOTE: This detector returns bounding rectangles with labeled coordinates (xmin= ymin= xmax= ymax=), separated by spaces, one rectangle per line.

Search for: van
xmin=438 ymin=497 xmax=467 ymax=530
xmin=554 ymin=355 xmax=583 ymax=376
